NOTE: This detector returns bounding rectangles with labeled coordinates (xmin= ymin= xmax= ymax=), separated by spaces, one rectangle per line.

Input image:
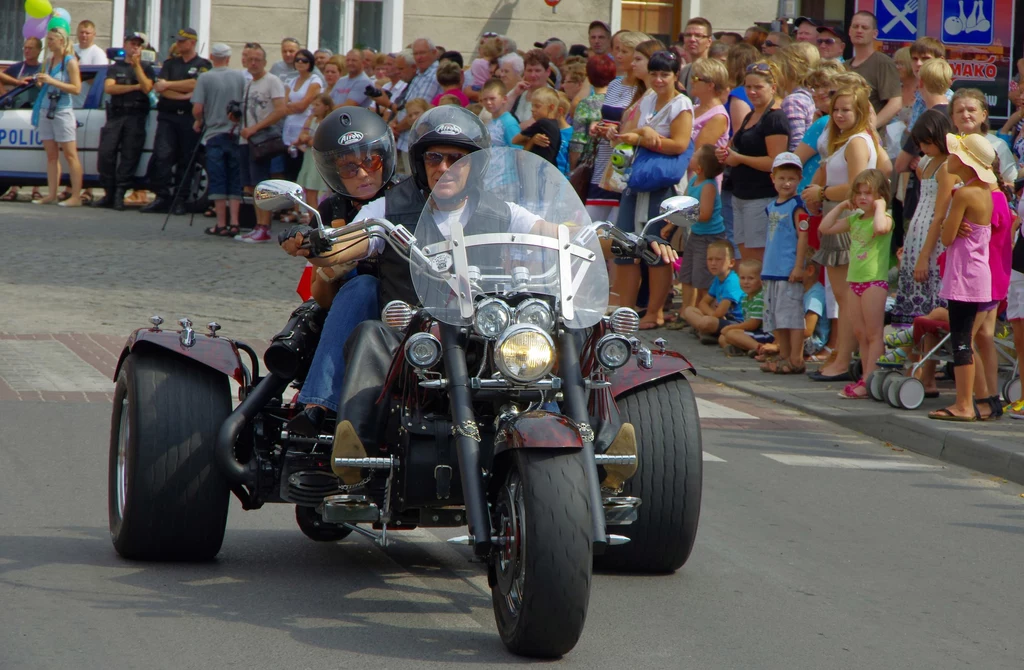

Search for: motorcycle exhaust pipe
xmin=216 ymin=373 xmax=290 ymax=488
xmin=558 ymin=330 xmax=609 ymax=551
xmin=440 ymin=326 xmax=492 ymax=558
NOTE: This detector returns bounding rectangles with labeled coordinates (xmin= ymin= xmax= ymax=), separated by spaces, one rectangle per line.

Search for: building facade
xmin=1 ymin=0 xmax=782 ymax=64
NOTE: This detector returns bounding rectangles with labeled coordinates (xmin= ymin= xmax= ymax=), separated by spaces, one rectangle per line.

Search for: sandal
xmin=204 ymin=225 xmax=225 ymax=235
xmin=664 ymin=319 xmax=688 ymax=330
xmin=203 ymin=207 xmax=216 ymax=218
xmin=775 ymin=361 xmax=807 ymax=375
xmin=31 ymin=189 xmax=43 ymax=201
xmin=928 ymin=407 xmax=976 ymax=422
xmin=0 ymin=188 xmax=17 ymax=202
xmin=80 ymin=191 xmax=93 ymax=205
xmin=977 ymin=396 xmax=1003 ymax=421
xmin=219 ymin=225 xmax=240 ymax=237
xmin=759 ymin=356 xmax=780 ymax=373
xmin=838 ymin=380 xmax=868 ymax=399
xmin=58 ymin=190 xmax=72 ymax=202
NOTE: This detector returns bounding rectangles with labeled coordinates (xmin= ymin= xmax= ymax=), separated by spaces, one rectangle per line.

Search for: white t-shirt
xmin=75 ymin=43 xmax=108 ymax=66
xmin=636 ymin=91 xmax=693 ymax=136
xmin=354 ymin=197 xmax=540 ymax=256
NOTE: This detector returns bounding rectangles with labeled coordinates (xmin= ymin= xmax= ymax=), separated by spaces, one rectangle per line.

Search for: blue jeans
xmin=205 ymin=133 xmax=241 ymax=199
xmin=721 ymin=189 xmax=738 ymax=258
xmin=298 ymin=274 xmax=380 ymax=412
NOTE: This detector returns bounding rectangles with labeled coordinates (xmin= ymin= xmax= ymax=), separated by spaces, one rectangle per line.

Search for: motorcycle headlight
xmin=405 ymin=332 xmax=442 ymax=369
xmin=514 ymin=299 xmax=554 ymax=332
xmin=596 ymin=333 xmax=632 ymax=370
xmin=474 ymin=298 xmax=512 ymax=339
xmin=495 ymin=324 xmax=555 ymax=383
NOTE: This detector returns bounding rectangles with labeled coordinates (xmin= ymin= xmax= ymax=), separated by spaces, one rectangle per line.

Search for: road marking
xmin=0 ymin=340 xmax=113 ymax=392
xmin=762 ymin=454 xmax=943 ymax=470
xmin=696 ymin=397 xmax=757 ymax=420
xmin=182 ymin=576 xmax=245 ymax=587
xmin=703 ymin=451 xmax=726 ymax=462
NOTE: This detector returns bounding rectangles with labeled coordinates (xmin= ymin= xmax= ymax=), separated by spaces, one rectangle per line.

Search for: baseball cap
xmin=772 ymin=152 xmax=803 ymax=171
xmin=817 ymin=23 xmax=846 ymax=39
xmin=124 ymin=31 xmax=146 ymax=44
xmin=568 ymin=44 xmax=588 ymax=57
xmin=210 ymin=43 xmax=231 ymax=58
xmin=174 ymin=27 xmax=198 ymax=42
xmin=793 ymin=16 xmax=818 ymax=28
xmin=588 ymin=20 xmax=611 ymax=33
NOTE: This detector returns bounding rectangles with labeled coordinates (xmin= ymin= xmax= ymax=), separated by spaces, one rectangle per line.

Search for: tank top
xmin=821 ymin=130 xmax=877 ymax=188
xmin=282 ymin=74 xmax=324 ymax=146
xmin=940 ymin=218 xmax=992 ymax=303
xmin=989 ymin=189 xmax=1013 ymax=301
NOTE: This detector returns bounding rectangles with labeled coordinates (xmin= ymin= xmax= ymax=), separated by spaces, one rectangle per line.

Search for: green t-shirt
xmin=846 ymin=212 xmax=893 ymax=283
xmin=742 ymin=289 xmax=764 ymax=321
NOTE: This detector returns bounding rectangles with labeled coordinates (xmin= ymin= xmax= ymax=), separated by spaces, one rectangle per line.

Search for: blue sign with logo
xmin=874 ymin=0 xmax=919 ymax=42
xmin=941 ymin=0 xmax=993 ymax=45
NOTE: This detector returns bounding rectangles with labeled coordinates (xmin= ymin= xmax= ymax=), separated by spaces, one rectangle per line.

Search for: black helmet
xmin=313 ymin=108 xmax=396 ymax=200
xmin=408 ymin=106 xmax=490 ymax=192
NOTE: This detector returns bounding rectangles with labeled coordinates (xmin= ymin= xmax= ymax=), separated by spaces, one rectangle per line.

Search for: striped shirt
xmin=589 ymin=77 xmax=639 ymax=189
xmin=742 ymin=290 xmax=764 ymax=321
xmin=396 ymin=62 xmax=442 ymax=151
xmin=780 ymin=88 xmax=815 ymax=151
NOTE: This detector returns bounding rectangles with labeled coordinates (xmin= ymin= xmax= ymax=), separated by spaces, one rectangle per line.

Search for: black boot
xmin=92 ymin=190 xmax=115 ymax=208
xmin=140 ymin=197 xmax=170 ymax=213
xmin=112 ymin=189 xmax=126 ymax=211
xmin=287 ymin=405 xmax=327 ymax=437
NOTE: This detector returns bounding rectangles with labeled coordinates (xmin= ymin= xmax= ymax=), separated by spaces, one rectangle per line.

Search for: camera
xmin=45 ymin=89 xmax=60 ymax=120
xmin=226 ymin=100 xmax=242 ymax=122
xmin=364 ymin=85 xmax=384 ymax=99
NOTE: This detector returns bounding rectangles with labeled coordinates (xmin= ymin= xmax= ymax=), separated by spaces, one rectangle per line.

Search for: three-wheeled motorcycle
xmin=108 ymin=149 xmax=703 ymax=658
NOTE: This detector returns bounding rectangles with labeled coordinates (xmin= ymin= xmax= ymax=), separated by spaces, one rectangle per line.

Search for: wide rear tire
xmin=108 ymin=353 xmax=231 ymax=561
xmin=491 ymin=450 xmax=592 ymax=658
xmin=597 ymin=376 xmax=702 ymax=573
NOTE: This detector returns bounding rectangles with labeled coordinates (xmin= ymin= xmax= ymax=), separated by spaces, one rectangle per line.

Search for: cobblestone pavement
xmin=0 ymin=202 xmax=304 ymax=343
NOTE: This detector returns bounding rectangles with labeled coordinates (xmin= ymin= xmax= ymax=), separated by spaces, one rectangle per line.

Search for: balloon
xmin=46 ymin=16 xmax=71 ymax=34
xmin=52 ymin=7 xmax=70 ymax=22
xmin=22 ymin=15 xmax=49 ymax=39
xmin=24 ymin=0 xmax=53 ymax=19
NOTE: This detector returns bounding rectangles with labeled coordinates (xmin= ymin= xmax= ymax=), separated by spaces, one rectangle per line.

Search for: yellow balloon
xmin=25 ymin=0 xmax=53 ymax=19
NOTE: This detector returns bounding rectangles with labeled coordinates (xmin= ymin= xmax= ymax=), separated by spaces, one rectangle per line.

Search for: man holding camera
xmin=192 ymin=43 xmax=247 ymax=235
xmin=93 ymin=32 xmax=154 ymax=210
xmin=140 ymin=27 xmax=211 ymax=215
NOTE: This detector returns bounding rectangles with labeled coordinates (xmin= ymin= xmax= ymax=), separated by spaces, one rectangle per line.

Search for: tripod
xmin=161 ymin=122 xmax=205 ymax=232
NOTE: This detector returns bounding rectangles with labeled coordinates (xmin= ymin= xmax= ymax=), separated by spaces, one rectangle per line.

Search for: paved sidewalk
xmin=649 ymin=328 xmax=1024 ymax=486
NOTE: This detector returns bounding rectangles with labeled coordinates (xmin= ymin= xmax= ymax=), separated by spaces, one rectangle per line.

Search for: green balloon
xmin=25 ymin=0 xmax=53 ymax=19
xmin=46 ymin=16 xmax=70 ymax=33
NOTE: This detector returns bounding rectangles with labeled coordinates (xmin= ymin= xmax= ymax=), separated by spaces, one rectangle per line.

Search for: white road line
xmin=696 ymin=397 xmax=757 ymax=420
xmin=702 ymin=451 xmax=726 ymax=462
xmin=762 ymin=454 xmax=943 ymax=470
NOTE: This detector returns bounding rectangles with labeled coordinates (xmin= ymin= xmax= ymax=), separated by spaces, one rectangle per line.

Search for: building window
xmin=2 ymin=0 xmax=28 ymax=61
xmin=320 ymin=0 xmax=348 ymax=56
xmin=125 ymin=0 xmax=150 ymax=45
xmin=354 ymin=0 xmax=382 ymax=51
xmin=160 ymin=0 xmax=192 ymax=56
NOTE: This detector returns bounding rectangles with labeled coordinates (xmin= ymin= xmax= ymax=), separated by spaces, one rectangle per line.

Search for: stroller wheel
xmin=849 ymin=359 xmax=863 ymax=383
xmin=884 ymin=374 xmax=902 ymax=407
xmin=894 ymin=377 xmax=925 ymax=410
xmin=1003 ymin=376 xmax=1022 ymax=404
xmin=867 ymin=370 xmax=891 ymax=401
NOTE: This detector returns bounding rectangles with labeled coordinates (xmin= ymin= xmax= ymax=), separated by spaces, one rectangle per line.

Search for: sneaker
xmin=884 ymin=328 xmax=913 ymax=349
xmin=878 ymin=348 xmax=906 ymax=366
xmin=239 ymin=227 xmax=272 ymax=243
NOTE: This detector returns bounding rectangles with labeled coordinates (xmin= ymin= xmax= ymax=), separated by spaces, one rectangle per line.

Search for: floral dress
xmin=892 ymin=155 xmax=946 ymax=325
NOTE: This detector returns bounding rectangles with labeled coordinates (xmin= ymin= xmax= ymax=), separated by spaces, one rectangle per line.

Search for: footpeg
xmin=321 ymin=494 xmax=380 ymax=524
xmin=598 ymin=423 xmax=639 ymax=490
xmin=603 ymin=496 xmax=641 ymax=525
xmin=331 ymin=420 xmax=369 ymax=485
xmin=607 ymin=534 xmax=631 ymax=545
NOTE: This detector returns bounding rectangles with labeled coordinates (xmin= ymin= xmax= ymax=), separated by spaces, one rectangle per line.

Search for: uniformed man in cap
xmin=140 ymin=27 xmax=211 ymax=215
xmin=93 ymin=32 xmax=155 ymax=210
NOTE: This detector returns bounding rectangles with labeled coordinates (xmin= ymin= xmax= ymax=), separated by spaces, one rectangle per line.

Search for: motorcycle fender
xmin=113 ymin=328 xmax=246 ymax=386
xmin=610 ymin=350 xmax=695 ymax=399
xmin=493 ymin=410 xmax=584 ymax=457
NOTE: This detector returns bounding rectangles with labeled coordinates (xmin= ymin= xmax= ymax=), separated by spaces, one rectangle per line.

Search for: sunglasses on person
xmin=681 ymin=32 xmax=709 ymax=40
xmin=295 ymin=58 xmax=311 ymax=64
xmin=763 ymin=40 xmax=779 ymax=49
xmin=482 ymin=31 xmax=499 ymax=37
xmin=244 ymin=42 xmax=261 ymax=49
xmin=424 ymin=151 xmax=469 ymax=168
xmin=337 ymin=154 xmax=384 ymax=178
xmin=812 ymin=87 xmax=837 ymax=98
xmin=745 ymin=62 xmax=773 ymax=75
xmin=817 ymin=37 xmax=837 ymax=45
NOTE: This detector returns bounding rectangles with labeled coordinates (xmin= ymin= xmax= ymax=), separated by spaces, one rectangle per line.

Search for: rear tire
xmin=597 ymin=376 xmax=702 ymax=573
xmin=492 ymin=450 xmax=592 ymax=658
xmin=295 ymin=505 xmax=353 ymax=542
xmin=108 ymin=353 xmax=231 ymax=561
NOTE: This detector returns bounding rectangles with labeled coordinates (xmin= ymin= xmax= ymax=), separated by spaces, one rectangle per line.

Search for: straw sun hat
xmin=945 ymin=133 xmax=996 ymax=184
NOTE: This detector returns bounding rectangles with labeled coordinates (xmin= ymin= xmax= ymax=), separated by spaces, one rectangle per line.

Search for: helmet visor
xmin=313 ymin=133 xmax=396 ymax=200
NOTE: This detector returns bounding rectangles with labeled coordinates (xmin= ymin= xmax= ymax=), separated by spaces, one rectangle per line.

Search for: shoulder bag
xmin=626 ymin=98 xmax=692 ymax=192
xmin=244 ymin=81 xmax=287 ymax=162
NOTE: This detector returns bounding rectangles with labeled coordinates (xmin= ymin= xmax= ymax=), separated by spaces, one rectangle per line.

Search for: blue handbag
xmin=626 ymin=143 xmax=693 ymax=192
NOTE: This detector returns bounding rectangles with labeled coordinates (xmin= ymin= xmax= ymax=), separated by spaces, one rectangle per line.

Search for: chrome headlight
xmin=474 ymin=298 xmax=512 ymax=339
xmin=596 ymin=333 xmax=632 ymax=370
xmin=382 ymin=300 xmax=414 ymax=331
xmin=514 ymin=299 xmax=554 ymax=332
xmin=609 ymin=307 xmax=640 ymax=336
xmin=405 ymin=332 xmax=442 ymax=369
xmin=495 ymin=324 xmax=555 ymax=383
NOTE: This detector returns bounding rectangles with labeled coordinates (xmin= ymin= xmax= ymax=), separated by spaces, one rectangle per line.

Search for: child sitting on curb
xmin=720 ymin=259 xmax=771 ymax=355
xmin=682 ymin=240 xmax=745 ymax=343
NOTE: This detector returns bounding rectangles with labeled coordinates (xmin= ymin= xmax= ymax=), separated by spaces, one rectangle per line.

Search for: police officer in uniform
xmin=140 ymin=27 xmax=211 ymax=215
xmin=93 ymin=32 xmax=154 ymax=211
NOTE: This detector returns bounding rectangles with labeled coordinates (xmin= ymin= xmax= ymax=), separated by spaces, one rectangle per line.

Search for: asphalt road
xmin=2 ymin=202 xmax=1024 ymax=669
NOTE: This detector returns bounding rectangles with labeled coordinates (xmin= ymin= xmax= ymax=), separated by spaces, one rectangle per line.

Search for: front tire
xmin=597 ymin=376 xmax=703 ymax=573
xmin=492 ymin=450 xmax=592 ymax=658
xmin=108 ymin=353 xmax=232 ymax=561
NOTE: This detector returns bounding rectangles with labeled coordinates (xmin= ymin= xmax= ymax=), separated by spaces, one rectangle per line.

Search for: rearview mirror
xmin=659 ymin=195 xmax=700 ymax=223
xmin=253 ymin=180 xmax=304 ymax=212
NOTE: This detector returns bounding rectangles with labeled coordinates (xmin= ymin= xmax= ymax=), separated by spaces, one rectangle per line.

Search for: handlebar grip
xmin=305 ymin=228 xmax=332 ymax=256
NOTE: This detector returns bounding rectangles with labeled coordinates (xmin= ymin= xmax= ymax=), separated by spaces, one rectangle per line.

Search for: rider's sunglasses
xmin=424 ymin=151 xmax=468 ymax=168
xmin=337 ymin=154 xmax=384 ymax=178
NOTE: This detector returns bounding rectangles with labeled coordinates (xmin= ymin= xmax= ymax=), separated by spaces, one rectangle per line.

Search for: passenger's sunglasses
xmin=424 ymin=151 xmax=468 ymax=168
xmin=817 ymin=37 xmax=837 ymax=46
xmin=337 ymin=154 xmax=384 ymax=178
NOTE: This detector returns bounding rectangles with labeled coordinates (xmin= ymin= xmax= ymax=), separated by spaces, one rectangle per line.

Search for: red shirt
xmin=431 ymin=88 xmax=470 ymax=107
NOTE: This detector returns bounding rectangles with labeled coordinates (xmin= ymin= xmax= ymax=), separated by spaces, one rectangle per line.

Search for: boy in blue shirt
xmin=682 ymin=239 xmax=745 ymax=343
xmin=479 ymin=78 xmax=521 ymax=148
xmin=801 ymin=260 xmax=831 ymax=358
xmin=720 ymin=258 xmax=773 ymax=355
xmin=760 ymin=152 xmax=810 ymax=374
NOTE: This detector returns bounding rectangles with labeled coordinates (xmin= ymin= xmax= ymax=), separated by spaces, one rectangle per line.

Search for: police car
xmin=0 ymin=64 xmax=207 ymax=209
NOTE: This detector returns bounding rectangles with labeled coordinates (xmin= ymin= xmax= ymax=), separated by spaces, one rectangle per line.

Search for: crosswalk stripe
xmin=696 ymin=398 xmax=757 ymax=420
xmin=762 ymin=454 xmax=943 ymax=470
xmin=702 ymin=451 xmax=726 ymax=462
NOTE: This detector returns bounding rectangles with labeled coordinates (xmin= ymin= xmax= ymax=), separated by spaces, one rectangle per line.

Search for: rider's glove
xmin=278 ymin=224 xmax=314 ymax=247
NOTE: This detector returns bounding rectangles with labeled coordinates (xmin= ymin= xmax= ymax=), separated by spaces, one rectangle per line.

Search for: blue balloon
xmin=52 ymin=7 xmax=71 ymax=22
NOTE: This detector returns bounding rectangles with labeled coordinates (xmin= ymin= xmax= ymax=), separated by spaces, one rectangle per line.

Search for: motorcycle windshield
xmin=411 ymin=148 xmax=608 ymax=329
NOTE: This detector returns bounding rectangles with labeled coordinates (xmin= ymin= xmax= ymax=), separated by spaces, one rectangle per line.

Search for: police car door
xmin=0 ymin=84 xmax=46 ymax=180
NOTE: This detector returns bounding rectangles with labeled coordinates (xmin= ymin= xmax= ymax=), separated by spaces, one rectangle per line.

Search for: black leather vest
xmin=379 ymin=178 xmax=513 ymax=306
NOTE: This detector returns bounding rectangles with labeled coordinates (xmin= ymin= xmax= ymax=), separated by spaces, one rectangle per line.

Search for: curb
xmin=694 ymin=366 xmax=1024 ymax=486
